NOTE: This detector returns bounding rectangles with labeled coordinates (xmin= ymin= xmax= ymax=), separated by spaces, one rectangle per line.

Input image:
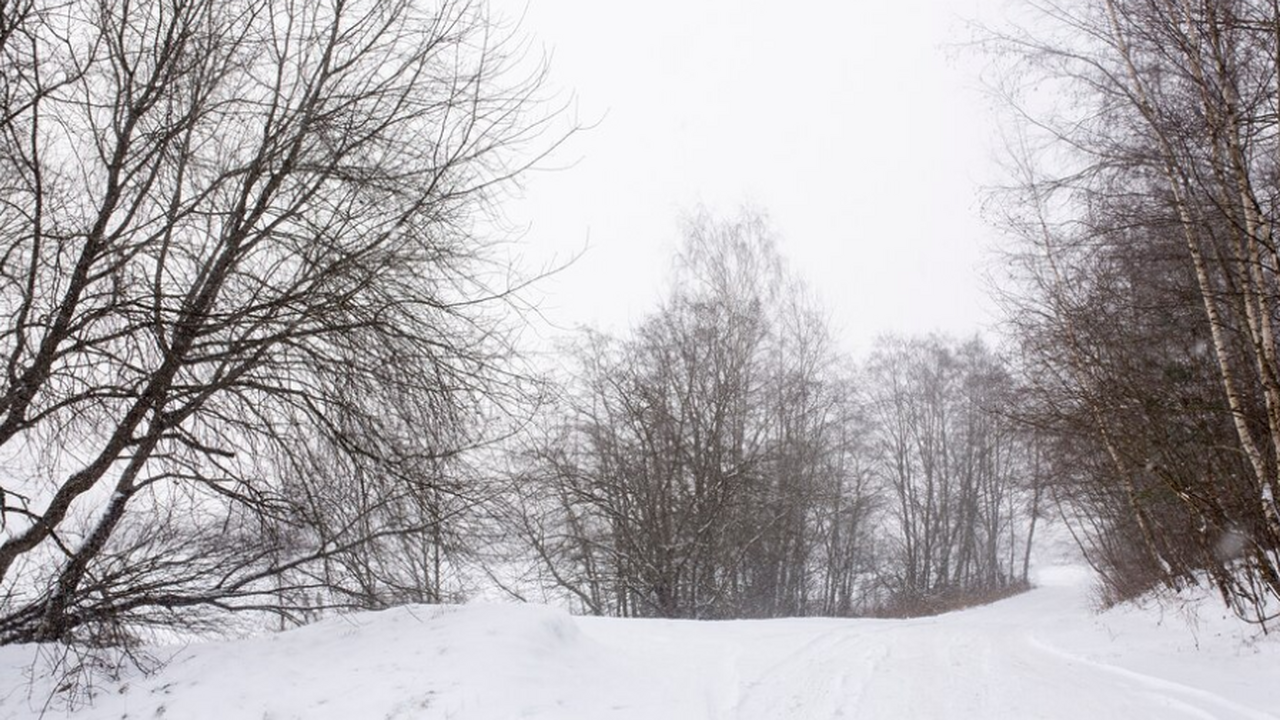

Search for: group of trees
xmin=13 ymin=0 xmax=1280 ymax=649
xmin=0 ymin=0 xmax=1039 ymax=647
xmin=498 ymin=212 xmax=1039 ymax=619
xmin=866 ymin=336 xmax=1041 ymax=614
xmin=0 ymin=0 xmax=550 ymax=644
xmin=994 ymin=0 xmax=1280 ymax=621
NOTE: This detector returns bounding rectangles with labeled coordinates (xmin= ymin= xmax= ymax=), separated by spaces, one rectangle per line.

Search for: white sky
xmin=493 ymin=0 xmax=1005 ymax=355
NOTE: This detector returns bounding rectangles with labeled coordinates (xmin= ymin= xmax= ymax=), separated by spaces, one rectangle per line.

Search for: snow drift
xmin=1 ymin=552 xmax=1276 ymax=719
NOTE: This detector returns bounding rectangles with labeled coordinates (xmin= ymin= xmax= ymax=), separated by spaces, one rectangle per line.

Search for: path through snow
xmin=1 ymin=563 xmax=1276 ymax=719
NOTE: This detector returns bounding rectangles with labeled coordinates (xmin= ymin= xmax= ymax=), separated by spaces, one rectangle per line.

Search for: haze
xmin=495 ymin=0 xmax=1003 ymax=352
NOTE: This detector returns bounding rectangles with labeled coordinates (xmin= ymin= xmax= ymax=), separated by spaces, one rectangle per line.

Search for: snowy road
xmin=567 ymin=566 xmax=1277 ymax=720
xmin=2 ymin=564 xmax=1276 ymax=719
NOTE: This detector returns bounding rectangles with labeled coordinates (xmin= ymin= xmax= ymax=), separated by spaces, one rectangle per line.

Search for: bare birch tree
xmin=991 ymin=0 xmax=1280 ymax=619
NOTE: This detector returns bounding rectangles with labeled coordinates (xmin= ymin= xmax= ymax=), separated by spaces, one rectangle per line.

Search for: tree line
xmin=6 ymin=0 xmax=1280 ymax=648
xmin=494 ymin=211 xmax=1039 ymax=619
xmin=991 ymin=0 xmax=1280 ymax=622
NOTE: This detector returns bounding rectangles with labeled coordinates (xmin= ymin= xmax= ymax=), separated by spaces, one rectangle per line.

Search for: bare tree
xmin=500 ymin=210 xmax=878 ymax=619
xmin=864 ymin=335 xmax=1033 ymax=614
xmin=990 ymin=0 xmax=1280 ymax=619
xmin=0 ymin=0 xmax=561 ymax=644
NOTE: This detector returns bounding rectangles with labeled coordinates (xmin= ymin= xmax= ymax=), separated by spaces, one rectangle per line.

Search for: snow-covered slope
xmin=2 ymin=551 xmax=1277 ymax=719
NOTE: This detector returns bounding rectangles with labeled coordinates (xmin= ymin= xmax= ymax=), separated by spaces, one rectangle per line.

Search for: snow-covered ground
xmin=2 ymin=538 xmax=1277 ymax=719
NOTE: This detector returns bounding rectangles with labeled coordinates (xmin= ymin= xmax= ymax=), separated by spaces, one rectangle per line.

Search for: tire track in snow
xmin=719 ymin=625 xmax=896 ymax=719
xmin=1025 ymin=633 xmax=1279 ymax=720
xmin=575 ymin=576 xmax=1278 ymax=720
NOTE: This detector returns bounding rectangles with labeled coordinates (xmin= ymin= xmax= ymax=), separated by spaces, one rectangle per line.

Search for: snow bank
xmin=0 ymin=604 xmax=632 ymax=720
xmin=2 ymin=555 xmax=1277 ymax=720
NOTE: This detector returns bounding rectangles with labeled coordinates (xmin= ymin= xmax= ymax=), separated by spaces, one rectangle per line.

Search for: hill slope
xmin=2 ymin=562 xmax=1277 ymax=719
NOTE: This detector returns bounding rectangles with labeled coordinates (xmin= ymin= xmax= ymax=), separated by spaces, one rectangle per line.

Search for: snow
xmin=2 ymin=535 xmax=1278 ymax=719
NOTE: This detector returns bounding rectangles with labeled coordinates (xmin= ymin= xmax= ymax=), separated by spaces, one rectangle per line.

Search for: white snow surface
xmin=2 ymin=547 xmax=1278 ymax=718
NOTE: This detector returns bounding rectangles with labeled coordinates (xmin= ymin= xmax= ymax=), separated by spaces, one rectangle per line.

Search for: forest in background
xmin=0 ymin=0 xmax=1279 ymax=652
xmin=492 ymin=211 xmax=1038 ymax=619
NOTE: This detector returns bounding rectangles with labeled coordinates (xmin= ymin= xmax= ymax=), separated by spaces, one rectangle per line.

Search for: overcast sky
xmin=492 ymin=0 xmax=1005 ymax=355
